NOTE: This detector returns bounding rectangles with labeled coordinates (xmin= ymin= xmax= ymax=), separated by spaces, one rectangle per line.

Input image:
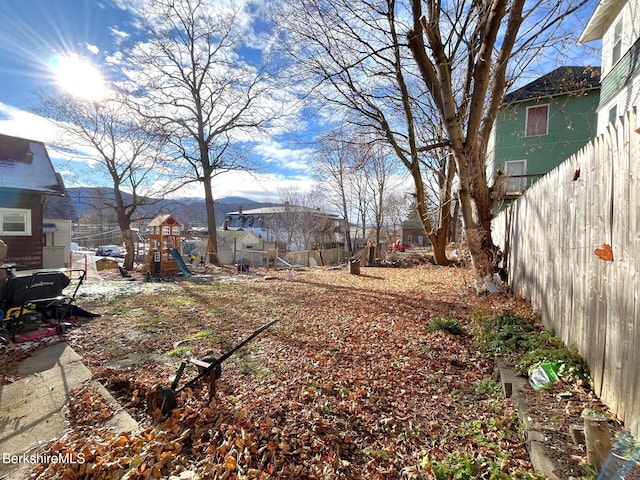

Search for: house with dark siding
xmin=0 ymin=133 xmax=65 ymax=269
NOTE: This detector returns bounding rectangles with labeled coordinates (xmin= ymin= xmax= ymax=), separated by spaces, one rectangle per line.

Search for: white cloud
xmin=109 ymin=27 xmax=130 ymax=43
xmin=161 ymin=170 xmax=317 ymax=203
xmin=105 ymin=51 xmax=124 ymax=66
xmin=0 ymin=103 xmax=60 ymax=143
xmin=86 ymin=43 xmax=100 ymax=55
xmin=0 ymin=103 xmax=317 ymax=202
xmin=252 ymin=140 xmax=313 ymax=172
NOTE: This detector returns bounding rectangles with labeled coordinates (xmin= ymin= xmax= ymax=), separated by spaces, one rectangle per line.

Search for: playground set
xmin=147 ymin=214 xmax=194 ymax=278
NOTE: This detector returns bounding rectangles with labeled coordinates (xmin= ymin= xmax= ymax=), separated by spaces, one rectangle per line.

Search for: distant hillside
xmin=66 ymin=187 xmax=277 ymax=227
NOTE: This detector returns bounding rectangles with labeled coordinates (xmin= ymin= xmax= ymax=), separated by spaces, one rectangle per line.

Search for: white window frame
xmin=525 ymin=104 xmax=550 ymax=137
xmin=504 ymin=160 xmax=528 ymax=193
xmin=612 ymin=17 xmax=623 ymax=66
xmin=608 ymin=105 xmax=618 ymax=125
xmin=0 ymin=208 xmax=32 ymax=236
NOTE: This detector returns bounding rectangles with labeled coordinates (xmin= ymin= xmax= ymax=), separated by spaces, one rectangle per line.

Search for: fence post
xmin=583 ymin=414 xmax=611 ymax=471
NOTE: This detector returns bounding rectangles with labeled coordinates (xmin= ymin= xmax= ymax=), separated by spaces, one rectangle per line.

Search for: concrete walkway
xmin=0 ymin=342 xmax=139 ymax=480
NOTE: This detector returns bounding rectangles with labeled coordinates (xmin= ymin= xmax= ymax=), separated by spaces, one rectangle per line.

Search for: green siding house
xmin=489 ymin=66 xmax=601 ymax=208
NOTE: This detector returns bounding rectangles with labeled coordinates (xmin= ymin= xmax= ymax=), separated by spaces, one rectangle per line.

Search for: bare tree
xmin=312 ymin=128 xmax=364 ymax=255
xmin=272 ymin=189 xmax=334 ymax=252
xmin=275 ymin=0 xmax=591 ymax=284
xmin=314 ymin=131 xmax=353 ymax=254
xmin=36 ymin=93 xmax=172 ymax=270
xmin=383 ymin=191 xmax=411 ymax=242
xmin=123 ymin=0 xmax=281 ymax=265
xmin=364 ymin=143 xmax=399 ymax=257
xmin=405 ymin=0 xmax=590 ymax=283
xmin=272 ymin=0 xmax=456 ymax=265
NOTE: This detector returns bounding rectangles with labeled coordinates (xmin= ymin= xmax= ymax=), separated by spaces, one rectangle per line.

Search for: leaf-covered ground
xmin=30 ymin=265 xmax=550 ymax=479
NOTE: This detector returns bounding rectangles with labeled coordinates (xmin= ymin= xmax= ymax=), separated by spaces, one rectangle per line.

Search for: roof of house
xmin=227 ymin=205 xmax=341 ymax=219
xmin=579 ymin=0 xmax=622 ymax=44
xmin=148 ymin=214 xmax=181 ymax=227
xmin=43 ymin=173 xmax=78 ymax=221
xmin=402 ymin=218 xmax=424 ymax=229
xmin=0 ymin=133 xmax=64 ymax=195
xmin=503 ymin=66 xmax=601 ymax=104
xmin=217 ymin=229 xmax=263 ymax=248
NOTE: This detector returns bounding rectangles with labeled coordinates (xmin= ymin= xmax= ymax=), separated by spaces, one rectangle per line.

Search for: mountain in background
xmin=66 ymin=187 xmax=278 ymax=228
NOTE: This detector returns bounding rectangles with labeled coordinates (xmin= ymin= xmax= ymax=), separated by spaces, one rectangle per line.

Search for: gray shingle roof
xmin=0 ymin=134 xmax=64 ymax=194
xmin=503 ymin=66 xmax=601 ymax=104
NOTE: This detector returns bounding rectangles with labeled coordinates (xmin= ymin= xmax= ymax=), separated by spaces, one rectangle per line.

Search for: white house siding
xmin=591 ymin=0 xmax=640 ymax=135
xmin=43 ymin=218 xmax=73 ymax=268
xmin=598 ymin=79 xmax=640 ymax=134
xmin=599 ymin=0 xmax=640 ymax=76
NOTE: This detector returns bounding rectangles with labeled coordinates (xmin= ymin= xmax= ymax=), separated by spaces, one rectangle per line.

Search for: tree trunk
xmin=114 ymin=186 xmax=135 ymax=270
xmin=413 ymin=168 xmax=450 ymax=266
xmin=340 ymin=187 xmax=353 ymax=254
xmin=448 ymin=195 xmax=460 ymax=243
xmin=121 ymin=228 xmax=135 ymax=271
xmin=203 ymin=174 xmax=221 ymax=266
xmin=456 ymin=163 xmax=498 ymax=291
xmin=429 ymin=231 xmax=449 ymax=265
xmin=344 ymin=219 xmax=353 ymax=255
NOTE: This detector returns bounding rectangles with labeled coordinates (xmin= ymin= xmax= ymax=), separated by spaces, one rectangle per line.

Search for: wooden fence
xmin=492 ymin=107 xmax=640 ymax=434
xmin=284 ymin=248 xmax=342 ymax=267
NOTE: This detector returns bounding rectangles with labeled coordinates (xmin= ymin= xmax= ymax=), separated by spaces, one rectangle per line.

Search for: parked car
xmin=392 ymin=240 xmax=412 ymax=252
xmin=96 ymin=245 xmax=124 ymax=257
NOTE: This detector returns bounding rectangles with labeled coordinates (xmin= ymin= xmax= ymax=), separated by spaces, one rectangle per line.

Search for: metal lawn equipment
xmin=147 ymin=319 xmax=277 ymax=414
xmin=0 ymin=268 xmax=95 ymax=345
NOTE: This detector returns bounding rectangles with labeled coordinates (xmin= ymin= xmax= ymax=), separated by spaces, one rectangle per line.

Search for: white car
xmin=96 ymin=245 xmax=124 ymax=257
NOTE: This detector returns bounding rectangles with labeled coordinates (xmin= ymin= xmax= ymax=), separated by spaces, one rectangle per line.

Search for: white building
xmin=579 ymin=0 xmax=640 ymax=134
xmin=222 ymin=203 xmax=343 ymax=251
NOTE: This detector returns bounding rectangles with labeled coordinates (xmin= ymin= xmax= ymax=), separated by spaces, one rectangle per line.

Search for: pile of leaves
xmin=66 ymin=384 xmax=116 ymax=427
xmin=31 ymin=266 xmax=549 ymax=479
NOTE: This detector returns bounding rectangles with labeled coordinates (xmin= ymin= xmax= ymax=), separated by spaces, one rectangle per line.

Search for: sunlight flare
xmin=48 ymin=54 xmax=108 ymax=102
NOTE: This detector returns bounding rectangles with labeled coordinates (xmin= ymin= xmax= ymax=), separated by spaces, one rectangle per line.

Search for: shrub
xmin=476 ymin=313 xmax=592 ymax=387
xmin=428 ymin=316 xmax=467 ymax=336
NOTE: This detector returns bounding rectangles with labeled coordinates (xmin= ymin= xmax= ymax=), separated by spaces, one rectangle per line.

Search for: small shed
xmin=148 ymin=214 xmax=182 ymax=275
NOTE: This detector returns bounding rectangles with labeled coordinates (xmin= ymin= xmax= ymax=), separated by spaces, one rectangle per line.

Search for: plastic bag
xmin=529 ymin=361 xmax=560 ymax=390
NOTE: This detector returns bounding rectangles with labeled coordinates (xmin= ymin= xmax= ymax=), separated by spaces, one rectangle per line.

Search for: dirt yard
xmin=9 ymin=264 xmax=629 ymax=479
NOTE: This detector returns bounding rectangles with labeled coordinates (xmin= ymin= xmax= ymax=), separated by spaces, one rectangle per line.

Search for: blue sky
xmin=0 ymin=0 xmax=602 ymax=203
xmin=0 ymin=1 xmax=160 ymax=112
xmin=0 ymin=0 xmax=318 ymax=202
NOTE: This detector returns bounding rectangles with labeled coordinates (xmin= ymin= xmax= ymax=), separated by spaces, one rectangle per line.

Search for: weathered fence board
xmin=493 ymin=107 xmax=640 ymax=435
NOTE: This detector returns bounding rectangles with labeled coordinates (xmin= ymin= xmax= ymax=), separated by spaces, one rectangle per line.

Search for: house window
xmin=612 ymin=18 xmax=623 ymax=65
xmin=525 ymin=105 xmax=549 ymax=137
xmin=608 ymin=105 xmax=618 ymax=125
xmin=504 ymin=160 xmax=527 ymax=193
xmin=407 ymin=234 xmax=413 ymax=243
xmin=0 ymin=208 xmax=32 ymax=236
